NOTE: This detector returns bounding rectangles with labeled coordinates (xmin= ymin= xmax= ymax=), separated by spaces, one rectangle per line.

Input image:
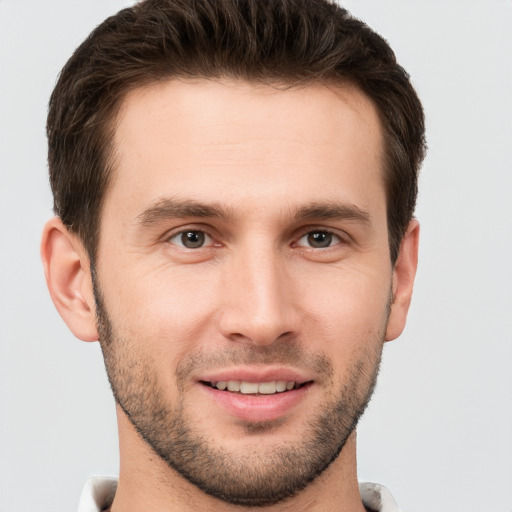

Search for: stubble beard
xmin=93 ymin=280 xmax=385 ymax=507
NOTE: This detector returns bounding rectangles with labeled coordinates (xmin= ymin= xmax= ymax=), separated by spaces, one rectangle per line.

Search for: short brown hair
xmin=47 ymin=0 xmax=426 ymax=264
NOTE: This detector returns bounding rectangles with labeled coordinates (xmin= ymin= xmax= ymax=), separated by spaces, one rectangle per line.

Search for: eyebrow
xmin=137 ymin=198 xmax=371 ymax=226
xmin=293 ymin=202 xmax=371 ymax=224
xmin=137 ymin=198 xmax=233 ymax=226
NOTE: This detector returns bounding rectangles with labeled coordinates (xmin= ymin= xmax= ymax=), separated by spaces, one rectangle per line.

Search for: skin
xmin=41 ymin=79 xmax=419 ymax=511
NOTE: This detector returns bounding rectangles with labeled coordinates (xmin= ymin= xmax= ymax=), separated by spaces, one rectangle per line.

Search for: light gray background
xmin=1 ymin=1 xmax=511 ymax=511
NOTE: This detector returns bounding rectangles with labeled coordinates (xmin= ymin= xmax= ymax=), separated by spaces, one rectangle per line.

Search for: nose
xmin=218 ymin=242 xmax=300 ymax=346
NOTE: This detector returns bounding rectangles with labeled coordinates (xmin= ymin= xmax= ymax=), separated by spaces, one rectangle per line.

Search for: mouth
xmin=200 ymin=380 xmax=310 ymax=395
xmin=197 ymin=369 xmax=314 ymax=422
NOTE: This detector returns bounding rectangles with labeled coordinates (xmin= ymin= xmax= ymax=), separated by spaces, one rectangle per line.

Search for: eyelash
xmin=165 ymin=227 xmax=347 ymax=250
xmin=166 ymin=229 xmax=216 ymax=249
xmin=294 ymin=229 xmax=344 ymax=249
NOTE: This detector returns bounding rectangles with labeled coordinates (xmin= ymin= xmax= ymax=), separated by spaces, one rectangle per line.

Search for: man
xmin=41 ymin=0 xmax=425 ymax=510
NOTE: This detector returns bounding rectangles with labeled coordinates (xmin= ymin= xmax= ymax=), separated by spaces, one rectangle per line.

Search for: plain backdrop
xmin=1 ymin=1 xmax=511 ymax=511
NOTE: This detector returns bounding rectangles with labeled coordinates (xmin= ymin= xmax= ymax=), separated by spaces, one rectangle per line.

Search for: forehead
xmin=105 ymin=78 xmax=385 ymax=222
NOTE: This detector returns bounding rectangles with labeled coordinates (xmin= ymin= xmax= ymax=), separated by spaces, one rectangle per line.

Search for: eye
xmin=296 ymin=230 xmax=342 ymax=249
xmin=168 ymin=230 xmax=213 ymax=249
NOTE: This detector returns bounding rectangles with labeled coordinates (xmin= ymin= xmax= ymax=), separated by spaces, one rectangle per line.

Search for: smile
xmin=203 ymin=380 xmax=301 ymax=394
xmin=200 ymin=378 xmax=313 ymax=423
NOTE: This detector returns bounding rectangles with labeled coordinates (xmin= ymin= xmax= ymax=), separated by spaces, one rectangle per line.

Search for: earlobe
xmin=385 ymin=220 xmax=420 ymax=342
xmin=41 ymin=217 xmax=99 ymax=342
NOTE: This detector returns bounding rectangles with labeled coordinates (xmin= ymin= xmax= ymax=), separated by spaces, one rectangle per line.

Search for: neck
xmin=110 ymin=407 xmax=367 ymax=512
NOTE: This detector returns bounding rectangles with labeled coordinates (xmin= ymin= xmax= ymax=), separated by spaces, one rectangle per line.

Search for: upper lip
xmin=197 ymin=366 xmax=312 ymax=385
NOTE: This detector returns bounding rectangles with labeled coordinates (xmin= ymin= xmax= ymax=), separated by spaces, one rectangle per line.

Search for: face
xmin=95 ymin=79 xmax=394 ymax=506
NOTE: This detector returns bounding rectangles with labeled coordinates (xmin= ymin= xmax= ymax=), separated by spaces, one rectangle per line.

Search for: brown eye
xmin=169 ymin=230 xmax=211 ymax=248
xmin=297 ymin=231 xmax=340 ymax=248
xmin=308 ymin=232 xmax=332 ymax=248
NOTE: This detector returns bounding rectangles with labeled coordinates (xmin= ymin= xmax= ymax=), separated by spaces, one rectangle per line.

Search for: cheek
xmin=100 ymin=262 xmax=222 ymax=358
xmin=296 ymin=262 xmax=392 ymax=349
xmin=300 ymin=269 xmax=389 ymax=396
xmin=99 ymin=246 xmax=392 ymax=365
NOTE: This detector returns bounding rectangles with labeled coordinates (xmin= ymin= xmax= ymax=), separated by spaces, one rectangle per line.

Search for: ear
xmin=385 ymin=220 xmax=420 ymax=342
xmin=41 ymin=217 xmax=99 ymax=342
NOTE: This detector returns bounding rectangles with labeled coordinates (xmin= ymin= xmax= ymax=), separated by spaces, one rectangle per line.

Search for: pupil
xmin=308 ymin=231 xmax=332 ymax=248
xmin=182 ymin=231 xmax=204 ymax=248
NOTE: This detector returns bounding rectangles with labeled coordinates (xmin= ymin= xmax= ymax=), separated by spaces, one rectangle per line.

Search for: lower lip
xmin=200 ymin=384 xmax=311 ymax=423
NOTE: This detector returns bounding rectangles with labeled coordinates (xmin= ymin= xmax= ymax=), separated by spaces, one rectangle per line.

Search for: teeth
xmin=212 ymin=380 xmax=297 ymax=394
xmin=240 ymin=382 xmax=259 ymax=394
xmin=258 ymin=381 xmax=277 ymax=394
xmin=276 ymin=380 xmax=287 ymax=392
xmin=227 ymin=381 xmax=240 ymax=392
